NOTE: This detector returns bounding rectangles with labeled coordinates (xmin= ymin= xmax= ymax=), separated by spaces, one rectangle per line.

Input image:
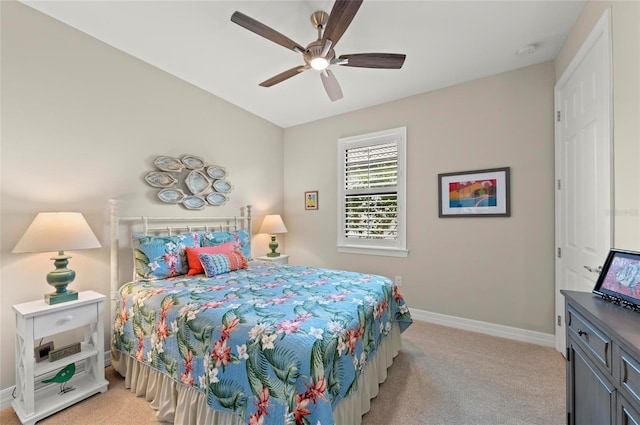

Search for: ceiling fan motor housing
xmin=311 ymin=11 xmax=329 ymax=29
xmin=305 ymin=41 xmax=335 ymax=64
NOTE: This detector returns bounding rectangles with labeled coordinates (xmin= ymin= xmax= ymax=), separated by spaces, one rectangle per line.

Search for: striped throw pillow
xmin=198 ymin=251 xmax=248 ymax=277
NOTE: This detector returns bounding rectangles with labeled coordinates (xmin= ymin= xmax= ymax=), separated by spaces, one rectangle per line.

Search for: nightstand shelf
xmin=12 ymin=290 xmax=108 ymax=425
xmin=257 ymin=254 xmax=289 ymax=265
xmin=19 ymin=373 xmax=105 ymax=422
xmin=33 ymin=343 xmax=98 ymax=377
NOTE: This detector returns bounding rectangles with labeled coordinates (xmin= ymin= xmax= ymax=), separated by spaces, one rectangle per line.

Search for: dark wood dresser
xmin=562 ymin=290 xmax=640 ymax=425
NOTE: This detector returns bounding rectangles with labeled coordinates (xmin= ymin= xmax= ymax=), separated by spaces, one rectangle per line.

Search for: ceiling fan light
xmin=310 ymin=57 xmax=329 ymax=70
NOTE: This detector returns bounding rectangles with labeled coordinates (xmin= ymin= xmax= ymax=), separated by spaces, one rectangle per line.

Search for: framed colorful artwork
xmin=305 ymin=191 xmax=318 ymax=210
xmin=438 ymin=167 xmax=510 ymax=217
xmin=592 ymin=249 xmax=640 ymax=311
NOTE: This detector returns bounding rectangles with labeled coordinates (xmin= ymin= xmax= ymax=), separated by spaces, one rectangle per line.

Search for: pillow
xmin=198 ymin=251 xmax=248 ymax=277
xmin=132 ymin=233 xmax=199 ymax=280
xmin=200 ymin=229 xmax=251 ymax=260
xmin=185 ymin=242 xmax=236 ymax=276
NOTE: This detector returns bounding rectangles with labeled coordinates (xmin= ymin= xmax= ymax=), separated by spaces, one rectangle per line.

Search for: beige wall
xmin=281 ymin=0 xmax=639 ymax=344
xmin=556 ymin=1 xmax=640 ymax=250
xmin=0 ymin=2 xmax=283 ymax=390
xmin=283 ymin=61 xmax=557 ymax=335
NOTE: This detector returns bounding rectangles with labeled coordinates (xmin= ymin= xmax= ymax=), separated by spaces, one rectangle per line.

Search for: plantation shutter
xmin=344 ymin=141 xmax=398 ymax=240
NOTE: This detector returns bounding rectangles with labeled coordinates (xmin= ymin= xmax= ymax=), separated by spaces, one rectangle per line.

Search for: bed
xmin=109 ymin=202 xmax=412 ymax=425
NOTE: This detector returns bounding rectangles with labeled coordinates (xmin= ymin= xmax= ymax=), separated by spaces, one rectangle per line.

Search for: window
xmin=337 ymin=127 xmax=407 ymax=257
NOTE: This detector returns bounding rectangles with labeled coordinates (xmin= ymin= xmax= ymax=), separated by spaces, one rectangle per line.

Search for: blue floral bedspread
xmin=113 ymin=261 xmax=412 ymax=425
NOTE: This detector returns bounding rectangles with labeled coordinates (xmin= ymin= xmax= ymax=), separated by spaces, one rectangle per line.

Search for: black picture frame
xmin=438 ymin=167 xmax=511 ymax=217
xmin=592 ymin=249 xmax=640 ymax=311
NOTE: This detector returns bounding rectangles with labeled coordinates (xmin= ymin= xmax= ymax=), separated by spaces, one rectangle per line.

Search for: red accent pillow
xmin=185 ymin=242 xmax=236 ymax=275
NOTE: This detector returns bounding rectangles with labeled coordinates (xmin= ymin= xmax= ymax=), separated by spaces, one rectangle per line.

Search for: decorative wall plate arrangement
xmin=144 ymin=155 xmax=233 ymax=209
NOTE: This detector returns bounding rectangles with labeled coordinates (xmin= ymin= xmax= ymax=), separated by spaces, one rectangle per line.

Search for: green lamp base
xmin=45 ymin=251 xmax=78 ymax=305
xmin=267 ymin=235 xmax=281 ymax=257
xmin=45 ymin=290 xmax=78 ymax=305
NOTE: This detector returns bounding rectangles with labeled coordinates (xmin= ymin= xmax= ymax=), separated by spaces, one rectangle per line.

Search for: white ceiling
xmin=21 ymin=1 xmax=585 ymax=128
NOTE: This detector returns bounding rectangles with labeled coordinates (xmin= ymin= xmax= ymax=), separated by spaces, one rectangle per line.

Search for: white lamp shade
xmin=259 ymin=214 xmax=288 ymax=234
xmin=13 ymin=212 xmax=102 ymax=253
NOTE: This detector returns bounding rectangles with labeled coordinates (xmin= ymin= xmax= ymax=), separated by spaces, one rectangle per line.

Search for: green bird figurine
xmin=42 ymin=363 xmax=76 ymax=394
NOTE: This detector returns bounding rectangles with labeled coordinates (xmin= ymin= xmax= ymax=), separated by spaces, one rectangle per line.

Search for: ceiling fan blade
xmin=320 ymin=69 xmax=343 ymax=102
xmin=259 ymin=65 xmax=309 ymax=87
xmin=321 ymin=0 xmax=363 ymax=48
xmin=338 ymin=53 xmax=406 ymax=69
xmin=231 ymin=11 xmax=306 ymax=53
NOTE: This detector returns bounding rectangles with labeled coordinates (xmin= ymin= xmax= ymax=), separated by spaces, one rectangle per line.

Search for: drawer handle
xmin=577 ymin=329 xmax=587 ymax=337
xmin=57 ymin=315 xmax=74 ymax=324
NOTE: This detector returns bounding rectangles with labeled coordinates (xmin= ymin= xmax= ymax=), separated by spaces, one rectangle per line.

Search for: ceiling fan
xmin=231 ymin=0 xmax=406 ymax=102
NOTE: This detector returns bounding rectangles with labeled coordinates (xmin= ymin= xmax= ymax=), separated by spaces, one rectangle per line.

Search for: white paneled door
xmin=554 ymin=9 xmax=613 ymax=354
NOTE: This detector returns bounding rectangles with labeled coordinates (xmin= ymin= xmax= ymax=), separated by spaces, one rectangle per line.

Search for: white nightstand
xmin=257 ymin=254 xmax=289 ymax=265
xmin=12 ymin=290 xmax=109 ymax=425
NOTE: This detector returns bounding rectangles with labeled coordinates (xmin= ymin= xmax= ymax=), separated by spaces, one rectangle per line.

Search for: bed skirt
xmin=111 ymin=322 xmax=402 ymax=425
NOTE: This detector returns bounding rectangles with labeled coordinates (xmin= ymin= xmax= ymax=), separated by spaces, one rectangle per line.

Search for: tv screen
xmin=592 ymin=249 xmax=640 ymax=311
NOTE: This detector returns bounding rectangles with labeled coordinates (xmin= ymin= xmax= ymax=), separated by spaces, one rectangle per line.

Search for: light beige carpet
xmin=1 ymin=321 xmax=565 ymax=425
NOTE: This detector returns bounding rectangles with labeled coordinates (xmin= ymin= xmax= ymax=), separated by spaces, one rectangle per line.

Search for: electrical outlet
xmin=395 ymin=275 xmax=402 ymax=286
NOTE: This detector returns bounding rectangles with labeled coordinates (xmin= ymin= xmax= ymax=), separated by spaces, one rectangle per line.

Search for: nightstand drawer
xmin=621 ymin=349 xmax=640 ymax=408
xmin=567 ymin=306 xmax=612 ymax=373
xmin=33 ymin=303 xmax=97 ymax=339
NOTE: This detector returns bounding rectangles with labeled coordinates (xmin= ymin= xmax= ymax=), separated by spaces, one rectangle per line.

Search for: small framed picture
xmin=438 ymin=167 xmax=511 ymax=217
xmin=305 ymin=191 xmax=318 ymax=210
xmin=34 ymin=341 xmax=54 ymax=363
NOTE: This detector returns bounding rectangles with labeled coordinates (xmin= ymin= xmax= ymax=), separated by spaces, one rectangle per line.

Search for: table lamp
xmin=13 ymin=212 xmax=102 ymax=304
xmin=259 ymin=214 xmax=288 ymax=257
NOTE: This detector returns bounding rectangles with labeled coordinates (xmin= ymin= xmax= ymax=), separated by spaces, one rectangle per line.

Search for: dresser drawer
xmin=567 ymin=306 xmax=612 ymax=373
xmin=618 ymin=394 xmax=640 ymax=425
xmin=621 ymin=349 xmax=640 ymax=410
xmin=33 ymin=303 xmax=98 ymax=339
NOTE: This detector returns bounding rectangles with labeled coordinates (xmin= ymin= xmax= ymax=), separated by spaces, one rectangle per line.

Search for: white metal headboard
xmin=108 ymin=199 xmax=252 ymax=319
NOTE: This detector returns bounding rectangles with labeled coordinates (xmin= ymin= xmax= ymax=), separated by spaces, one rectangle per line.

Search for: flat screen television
xmin=592 ymin=248 xmax=640 ymax=311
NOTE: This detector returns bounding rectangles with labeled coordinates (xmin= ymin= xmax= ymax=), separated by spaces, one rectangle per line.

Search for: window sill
xmin=337 ymin=245 xmax=409 ymax=258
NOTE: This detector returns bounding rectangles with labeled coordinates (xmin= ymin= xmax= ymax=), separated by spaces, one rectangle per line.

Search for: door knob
xmin=583 ymin=265 xmax=603 ymax=274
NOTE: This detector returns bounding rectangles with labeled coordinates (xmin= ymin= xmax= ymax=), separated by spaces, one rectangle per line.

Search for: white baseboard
xmin=0 ymin=385 xmax=14 ymax=412
xmin=2 ymin=316 xmax=553 ymax=411
xmin=1 ymin=351 xmax=111 ymax=411
xmin=410 ymin=307 xmax=556 ymax=347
